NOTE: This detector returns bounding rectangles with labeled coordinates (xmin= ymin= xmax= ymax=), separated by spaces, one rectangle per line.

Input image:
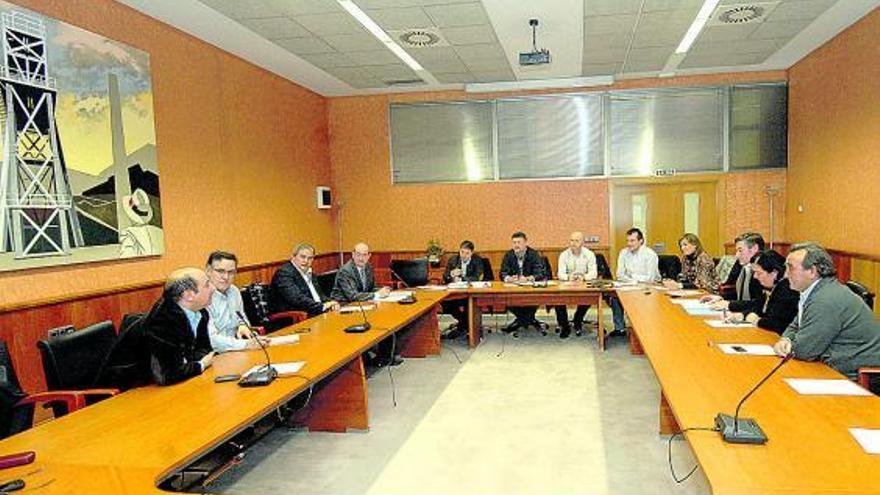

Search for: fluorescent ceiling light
xmin=465 ymin=76 xmax=614 ymax=93
xmin=675 ymin=0 xmax=722 ymax=54
xmin=337 ymin=0 xmax=424 ymax=72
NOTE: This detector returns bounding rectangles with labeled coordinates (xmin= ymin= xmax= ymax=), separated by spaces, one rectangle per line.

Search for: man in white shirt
xmin=554 ymin=231 xmax=598 ymax=338
xmin=610 ymin=228 xmax=660 ymax=335
xmin=205 ymin=251 xmax=270 ymax=352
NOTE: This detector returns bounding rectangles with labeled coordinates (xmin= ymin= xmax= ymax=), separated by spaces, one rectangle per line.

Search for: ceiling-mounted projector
xmin=519 ymin=18 xmax=550 ymax=66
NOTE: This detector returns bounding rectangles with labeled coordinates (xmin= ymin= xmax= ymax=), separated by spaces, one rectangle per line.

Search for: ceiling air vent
xmin=388 ymin=28 xmax=449 ymax=48
xmin=708 ymin=2 xmax=780 ymax=26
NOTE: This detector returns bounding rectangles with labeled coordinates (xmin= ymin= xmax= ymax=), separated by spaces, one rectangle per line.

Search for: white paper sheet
xmin=705 ymin=320 xmax=755 ymax=328
xmin=376 ymin=290 xmax=414 ymax=302
xmin=671 ymin=299 xmax=707 ymax=308
xmin=784 ymin=378 xmax=871 ymax=396
xmin=685 ymin=307 xmax=723 ymax=316
xmin=417 ymin=285 xmax=447 ymax=291
xmin=717 ymin=343 xmax=776 ymax=356
xmin=470 ymin=281 xmax=491 ymax=288
xmin=614 ymin=286 xmax=645 ymax=292
xmin=269 ymin=334 xmax=300 ymax=346
xmin=243 ymin=361 xmax=305 ymax=378
xmin=668 ymin=290 xmax=702 ymax=297
xmin=849 ymin=428 xmax=880 ymax=454
xmin=339 ymin=304 xmax=375 ymax=313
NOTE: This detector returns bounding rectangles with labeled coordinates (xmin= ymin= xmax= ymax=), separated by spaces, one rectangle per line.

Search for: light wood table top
xmin=619 ymin=289 xmax=880 ymax=495
xmin=0 ymin=292 xmax=448 ymax=494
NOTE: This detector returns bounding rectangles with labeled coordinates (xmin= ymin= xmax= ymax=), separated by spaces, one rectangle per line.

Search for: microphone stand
xmin=235 ymin=311 xmax=277 ymax=386
xmin=715 ymin=353 xmax=793 ymax=444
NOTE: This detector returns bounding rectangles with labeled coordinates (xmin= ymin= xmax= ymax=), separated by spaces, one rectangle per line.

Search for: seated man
xmin=143 ymin=268 xmax=215 ymax=385
xmin=500 ymin=231 xmax=546 ymax=336
xmin=610 ymin=228 xmax=660 ymax=336
xmin=704 ymin=232 xmax=765 ymax=309
xmin=555 ymin=231 xmax=597 ymax=339
xmin=441 ymin=240 xmax=485 ymax=339
xmin=773 ymin=243 xmax=880 ymax=380
xmin=271 ymin=243 xmax=340 ymax=317
xmin=330 ymin=242 xmax=391 ymax=303
xmin=206 ymin=250 xmax=271 ymax=352
xmin=331 ymin=242 xmax=400 ymax=366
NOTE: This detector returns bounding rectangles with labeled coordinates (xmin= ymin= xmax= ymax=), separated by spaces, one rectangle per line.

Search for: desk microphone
xmin=235 ymin=311 xmax=277 ymax=387
xmin=389 ymin=268 xmax=418 ymax=304
xmin=344 ymin=302 xmax=372 ymax=333
xmin=714 ymin=352 xmax=793 ymax=444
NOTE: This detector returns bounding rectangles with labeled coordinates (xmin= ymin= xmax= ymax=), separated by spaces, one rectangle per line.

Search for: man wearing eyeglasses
xmin=205 ymin=251 xmax=270 ymax=352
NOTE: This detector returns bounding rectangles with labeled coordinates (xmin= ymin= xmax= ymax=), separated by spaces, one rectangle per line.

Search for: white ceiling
xmin=117 ymin=0 xmax=880 ymax=96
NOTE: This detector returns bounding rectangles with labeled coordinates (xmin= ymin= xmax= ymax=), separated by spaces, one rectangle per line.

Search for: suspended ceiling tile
xmin=749 ymin=19 xmax=813 ymax=40
xmin=584 ymin=14 xmax=638 ymax=35
xmin=322 ymin=32 xmax=385 ymax=51
xmin=294 ymin=12 xmax=365 ymax=35
xmin=441 ymin=24 xmax=497 ymax=45
xmin=298 ymin=51 xmax=358 ymax=69
xmin=583 ymin=0 xmax=643 ymax=16
xmin=366 ymin=7 xmax=435 ymax=30
xmin=767 ymin=0 xmax=838 ymax=22
xmin=273 ymin=36 xmax=336 ymax=54
xmin=264 ymin=0 xmax=342 ymax=16
xmin=582 ymin=62 xmax=622 ymax=75
xmin=198 ymin=0 xmax=281 ymax=19
xmin=240 ymin=17 xmax=311 ymax=38
xmin=696 ymin=24 xmax=760 ymax=43
xmin=584 ymin=32 xmax=632 ymax=51
xmin=583 ymin=47 xmax=627 ymax=64
xmin=434 ymin=72 xmax=478 ymax=83
xmin=424 ymin=3 xmax=490 ymax=28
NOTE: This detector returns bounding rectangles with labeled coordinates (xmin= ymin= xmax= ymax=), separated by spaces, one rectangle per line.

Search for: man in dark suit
xmin=143 ymin=268 xmax=215 ymax=386
xmin=331 ymin=242 xmax=400 ymax=366
xmin=330 ymin=242 xmax=391 ymax=303
xmin=500 ymin=231 xmax=546 ymax=336
xmin=707 ymin=232 xmax=766 ymax=312
xmin=271 ymin=243 xmax=340 ymax=317
xmin=441 ymin=240 xmax=485 ymax=339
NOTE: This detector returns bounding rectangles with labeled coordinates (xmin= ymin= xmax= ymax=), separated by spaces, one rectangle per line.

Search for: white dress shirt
xmin=616 ymin=246 xmax=661 ymax=283
xmin=557 ymin=247 xmax=598 ymax=281
xmin=294 ymin=264 xmax=321 ymax=303
xmin=206 ymin=285 xmax=250 ymax=352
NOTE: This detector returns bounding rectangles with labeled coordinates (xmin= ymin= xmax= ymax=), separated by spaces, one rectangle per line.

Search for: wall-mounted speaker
xmin=316 ymin=186 xmax=332 ymax=209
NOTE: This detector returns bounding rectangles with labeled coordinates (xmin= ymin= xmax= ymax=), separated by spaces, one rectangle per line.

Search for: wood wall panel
xmin=787 ymin=8 xmax=880 ymax=256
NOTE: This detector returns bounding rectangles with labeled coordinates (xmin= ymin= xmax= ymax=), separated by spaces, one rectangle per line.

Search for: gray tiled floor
xmin=211 ymin=312 xmax=710 ymax=495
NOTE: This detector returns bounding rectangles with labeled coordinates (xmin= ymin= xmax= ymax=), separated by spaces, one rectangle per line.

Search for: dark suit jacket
xmin=750 ymin=278 xmax=799 ymax=335
xmin=143 ymin=297 xmax=213 ymax=386
xmin=724 ymin=262 xmax=764 ymax=304
xmin=500 ymin=247 xmax=546 ymax=280
xmin=330 ymin=260 xmax=376 ymax=303
xmin=442 ymin=255 xmax=485 ymax=283
xmin=270 ymin=261 xmax=328 ymax=317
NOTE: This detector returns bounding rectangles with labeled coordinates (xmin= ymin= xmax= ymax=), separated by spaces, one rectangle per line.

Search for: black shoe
xmin=511 ymin=330 xmax=520 ymax=339
xmin=389 ymin=354 xmax=404 ymax=366
xmin=559 ymin=327 xmax=571 ymax=339
xmin=443 ymin=327 xmax=464 ymax=340
xmin=574 ymin=326 xmax=583 ymax=337
xmin=608 ymin=328 xmax=628 ymax=337
xmin=503 ymin=321 xmax=520 ymax=334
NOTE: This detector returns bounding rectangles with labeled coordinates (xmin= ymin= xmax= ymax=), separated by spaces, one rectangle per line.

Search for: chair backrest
xmin=315 ymin=270 xmax=338 ymax=298
xmin=94 ymin=313 xmax=150 ymax=391
xmin=845 ymin=280 xmax=875 ymax=310
xmin=479 ymin=256 xmax=495 ymax=281
xmin=390 ymin=258 xmax=429 ymax=287
xmin=241 ymin=283 xmax=272 ymax=326
xmin=0 ymin=341 xmax=33 ymax=440
xmin=595 ymin=253 xmax=612 ymax=279
xmin=540 ymin=256 xmax=552 ymax=281
xmin=37 ymin=320 xmax=117 ymax=391
xmin=657 ymin=255 xmax=682 ymax=280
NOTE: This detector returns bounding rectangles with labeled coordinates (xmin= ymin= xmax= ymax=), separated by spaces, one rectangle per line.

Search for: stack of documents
xmin=269 ymin=334 xmax=300 ymax=346
xmin=376 ymin=291 xmax=413 ymax=302
xmin=243 ymin=361 xmax=306 ymax=378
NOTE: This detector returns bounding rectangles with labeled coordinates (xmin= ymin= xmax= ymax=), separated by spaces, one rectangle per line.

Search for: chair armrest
xmin=718 ymin=284 xmax=736 ymax=299
xmin=269 ymin=310 xmax=307 ymax=324
xmin=0 ymin=451 xmax=35 ymax=469
xmin=858 ymin=367 xmax=880 ymax=390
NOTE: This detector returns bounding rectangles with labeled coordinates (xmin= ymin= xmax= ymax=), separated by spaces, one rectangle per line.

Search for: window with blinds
xmin=609 ymin=88 xmax=724 ymax=176
xmin=387 ymin=83 xmax=786 ymax=184
xmin=496 ymin=94 xmax=604 ymax=179
xmin=390 ymin=101 xmax=494 ymax=183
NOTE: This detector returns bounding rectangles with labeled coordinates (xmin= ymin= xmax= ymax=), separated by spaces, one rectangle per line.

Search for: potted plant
xmin=426 ymin=239 xmax=443 ymax=267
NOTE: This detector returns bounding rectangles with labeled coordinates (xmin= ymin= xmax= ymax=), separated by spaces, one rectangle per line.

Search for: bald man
xmin=330 ymin=242 xmax=391 ymax=303
xmin=143 ymin=267 xmax=216 ymax=385
xmin=554 ymin=232 xmax=598 ymax=338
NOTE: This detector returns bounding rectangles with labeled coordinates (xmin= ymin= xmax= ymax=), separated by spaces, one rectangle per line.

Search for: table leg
xmin=597 ymin=295 xmax=605 ymax=351
xmin=629 ymin=329 xmax=644 ymax=355
xmin=399 ymin=305 xmax=440 ymax=358
xmin=659 ymin=390 xmax=681 ymax=435
xmin=468 ymin=297 xmax=482 ymax=349
xmin=292 ymin=356 xmax=369 ymax=433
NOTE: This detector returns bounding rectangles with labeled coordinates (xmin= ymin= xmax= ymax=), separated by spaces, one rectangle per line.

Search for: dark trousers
xmin=554 ymin=305 xmax=590 ymax=330
xmin=441 ymin=300 xmax=468 ymax=329
xmin=510 ymin=306 xmax=538 ymax=324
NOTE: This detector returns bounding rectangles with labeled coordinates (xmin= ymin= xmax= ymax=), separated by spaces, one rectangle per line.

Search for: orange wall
xmin=329 ymin=71 xmax=787 ymax=253
xmin=724 ymin=169 xmax=787 ymax=242
xmin=0 ymin=0 xmax=334 ymax=307
xmin=787 ymin=7 xmax=880 ymax=256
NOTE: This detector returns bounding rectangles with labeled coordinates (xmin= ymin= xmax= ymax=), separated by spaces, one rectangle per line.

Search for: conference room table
xmin=619 ymin=287 xmax=880 ymax=495
xmin=0 ymin=291 xmax=447 ymax=494
xmin=443 ymin=280 xmax=611 ymax=350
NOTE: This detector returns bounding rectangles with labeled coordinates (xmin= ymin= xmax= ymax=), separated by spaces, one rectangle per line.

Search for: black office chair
xmin=94 ymin=313 xmax=150 ymax=391
xmin=480 ymin=256 xmax=495 ymax=281
xmin=595 ymin=253 xmax=612 ymax=279
xmin=390 ymin=258 xmax=429 ymax=288
xmin=36 ymin=322 xmax=120 ymax=417
xmin=658 ymin=254 xmax=682 ymax=280
xmin=0 ymin=340 xmax=105 ymax=439
xmin=845 ymin=280 xmax=875 ymax=310
xmin=315 ymin=270 xmax=338 ymax=299
xmin=242 ymin=282 xmax=307 ymax=333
